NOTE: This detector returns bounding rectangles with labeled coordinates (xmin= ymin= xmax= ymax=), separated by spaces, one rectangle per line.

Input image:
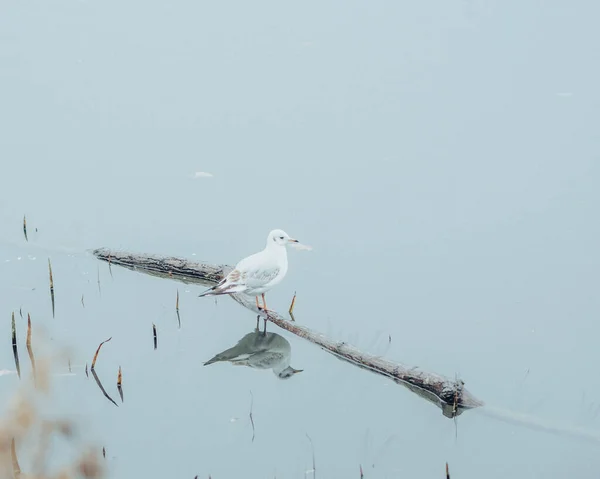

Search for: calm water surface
xmin=1 ymin=1 xmax=600 ymax=477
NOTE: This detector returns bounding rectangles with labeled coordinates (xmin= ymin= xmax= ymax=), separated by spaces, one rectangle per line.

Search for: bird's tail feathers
xmin=204 ymin=351 xmax=250 ymax=366
xmin=198 ymin=286 xmax=219 ymax=297
xmin=203 ymin=355 xmax=223 ymax=366
xmin=198 ymin=283 xmax=246 ymax=297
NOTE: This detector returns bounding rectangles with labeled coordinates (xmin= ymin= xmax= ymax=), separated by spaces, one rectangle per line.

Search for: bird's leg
xmin=260 ymin=293 xmax=275 ymax=319
xmin=255 ymin=315 xmax=260 ymax=332
xmin=263 ymin=317 xmax=267 ymax=335
xmin=255 ymin=296 xmax=260 ymax=310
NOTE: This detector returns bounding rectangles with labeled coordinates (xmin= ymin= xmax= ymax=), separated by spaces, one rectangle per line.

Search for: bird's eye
xmin=280 ymin=236 xmax=284 ymax=240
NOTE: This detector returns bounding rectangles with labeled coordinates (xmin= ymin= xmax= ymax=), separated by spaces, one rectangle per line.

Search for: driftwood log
xmin=92 ymin=248 xmax=484 ymax=418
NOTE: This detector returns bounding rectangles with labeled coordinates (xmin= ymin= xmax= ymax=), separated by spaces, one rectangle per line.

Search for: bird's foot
xmin=258 ymin=307 xmax=276 ymax=321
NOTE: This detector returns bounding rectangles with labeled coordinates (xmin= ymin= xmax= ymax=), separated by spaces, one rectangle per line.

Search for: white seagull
xmin=198 ymin=229 xmax=299 ymax=313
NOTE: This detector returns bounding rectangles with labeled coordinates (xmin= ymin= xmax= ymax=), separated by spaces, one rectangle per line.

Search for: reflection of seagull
xmin=198 ymin=229 xmax=299 ymax=314
xmin=203 ymin=328 xmax=303 ymax=379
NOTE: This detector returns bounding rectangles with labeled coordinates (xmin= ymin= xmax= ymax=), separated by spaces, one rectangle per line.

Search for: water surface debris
xmin=81 ymin=294 xmax=85 ymax=308
xmin=19 ymin=307 xmax=23 ymax=319
xmin=152 ymin=323 xmax=157 ymax=349
xmin=117 ymin=366 xmax=123 ymax=402
xmin=446 ymin=462 xmax=450 ymax=479
xmin=12 ymin=312 xmax=21 ymax=379
xmin=91 ymin=368 xmax=118 ymax=407
xmin=176 ymin=289 xmax=181 ymax=328
xmin=48 ymin=258 xmax=55 ymax=318
xmin=91 ymin=337 xmax=112 ymax=370
xmin=68 ymin=358 xmax=72 ymax=373
xmin=359 ymin=465 xmax=364 ymax=479
xmin=85 ymin=363 xmax=89 ymax=378
xmin=11 ymin=438 xmax=21 ymax=477
xmin=23 ymin=215 xmax=28 ymax=241
xmin=192 ymin=171 xmax=213 ymax=178
xmin=26 ymin=313 xmax=36 ymax=382
xmin=102 ymin=447 xmax=106 ymax=459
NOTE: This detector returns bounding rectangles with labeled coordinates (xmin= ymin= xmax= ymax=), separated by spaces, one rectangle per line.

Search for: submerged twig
xmin=85 ymin=363 xmax=89 ymax=378
xmin=249 ymin=391 xmax=255 ymax=442
xmin=26 ymin=313 xmax=36 ymax=384
xmin=48 ymin=258 xmax=55 ymax=318
xmin=91 ymin=337 xmax=112 ymax=370
xmin=306 ymin=434 xmax=316 ymax=479
xmin=81 ymin=294 xmax=85 ymax=308
xmin=153 ymin=323 xmax=157 ymax=350
xmin=446 ymin=462 xmax=450 ymax=479
xmin=176 ymin=289 xmax=181 ymax=328
xmin=12 ymin=312 xmax=21 ymax=379
xmin=117 ymin=366 xmax=123 ymax=403
xmin=91 ymin=368 xmax=118 ymax=407
xmin=103 ymin=447 xmax=106 ymax=459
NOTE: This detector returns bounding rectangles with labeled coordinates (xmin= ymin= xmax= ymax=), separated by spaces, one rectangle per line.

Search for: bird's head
xmin=276 ymin=366 xmax=303 ymax=380
xmin=268 ymin=229 xmax=299 ymax=247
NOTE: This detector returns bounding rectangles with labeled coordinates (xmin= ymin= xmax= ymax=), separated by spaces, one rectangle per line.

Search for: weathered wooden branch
xmin=92 ymin=247 xmax=484 ymax=418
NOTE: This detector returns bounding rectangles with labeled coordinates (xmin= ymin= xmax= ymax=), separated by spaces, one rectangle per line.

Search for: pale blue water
xmin=1 ymin=1 xmax=600 ymax=477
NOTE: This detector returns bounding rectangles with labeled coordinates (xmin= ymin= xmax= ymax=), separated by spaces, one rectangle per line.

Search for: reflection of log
xmin=92 ymin=248 xmax=483 ymax=418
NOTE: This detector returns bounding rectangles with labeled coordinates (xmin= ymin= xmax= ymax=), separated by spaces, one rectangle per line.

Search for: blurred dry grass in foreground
xmin=0 ymin=353 xmax=105 ymax=479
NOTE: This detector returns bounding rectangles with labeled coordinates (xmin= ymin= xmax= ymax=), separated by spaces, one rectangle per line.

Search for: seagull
xmin=198 ymin=229 xmax=299 ymax=314
xmin=203 ymin=326 xmax=303 ymax=379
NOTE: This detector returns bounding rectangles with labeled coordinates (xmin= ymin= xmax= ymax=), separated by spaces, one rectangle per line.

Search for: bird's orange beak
xmin=288 ymin=238 xmax=299 ymax=243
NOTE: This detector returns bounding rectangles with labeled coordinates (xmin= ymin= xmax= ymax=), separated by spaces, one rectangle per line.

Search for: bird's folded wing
xmin=243 ymin=267 xmax=280 ymax=287
xmin=245 ymin=351 xmax=284 ymax=368
xmin=225 ymin=269 xmax=242 ymax=284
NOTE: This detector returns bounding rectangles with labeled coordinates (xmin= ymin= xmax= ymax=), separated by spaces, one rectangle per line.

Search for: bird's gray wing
xmin=243 ymin=267 xmax=280 ymax=288
xmin=245 ymin=350 xmax=285 ymax=369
